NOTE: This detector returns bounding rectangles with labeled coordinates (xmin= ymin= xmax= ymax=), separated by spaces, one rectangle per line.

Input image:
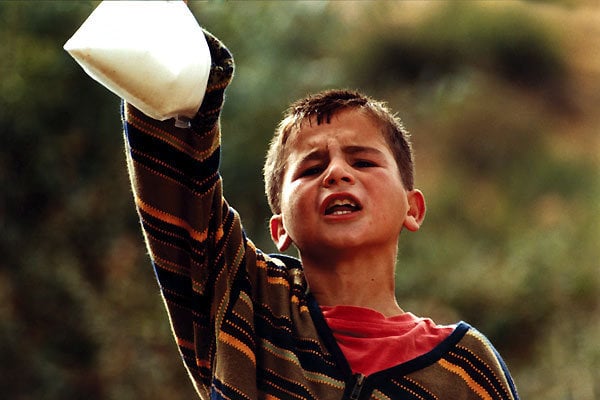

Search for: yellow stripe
xmin=303 ymin=370 xmax=345 ymax=390
xmin=371 ymin=390 xmax=392 ymax=400
xmin=262 ymin=340 xmax=302 ymax=367
xmin=438 ymin=359 xmax=492 ymax=400
xmin=136 ymin=197 xmax=208 ymax=243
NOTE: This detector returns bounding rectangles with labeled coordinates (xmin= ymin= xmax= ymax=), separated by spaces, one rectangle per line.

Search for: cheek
xmin=281 ymin=183 xmax=314 ymax=225
xmin=279 ymin=183 xmax=300 ymax=221
xmin=373 ymin=181 xmax=408 ymax=215
xmin=285 ymin=187 xmax=305 ymax=218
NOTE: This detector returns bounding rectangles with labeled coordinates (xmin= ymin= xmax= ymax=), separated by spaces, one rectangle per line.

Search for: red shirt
xmin=321 ymin=305 xmax=455 ymax=376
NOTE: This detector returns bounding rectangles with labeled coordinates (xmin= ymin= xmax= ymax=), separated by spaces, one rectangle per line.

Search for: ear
xmin=403 ymin=189 xmax=426 ymax=232
xmin=269 ymin=214 xmax=293 ymax=251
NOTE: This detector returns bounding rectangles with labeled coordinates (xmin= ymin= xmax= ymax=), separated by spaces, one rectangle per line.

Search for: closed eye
xmin=299 ymin=165 xmax=324 ymax=177
xmin=353 ymin=159 xmax=377 ymax=168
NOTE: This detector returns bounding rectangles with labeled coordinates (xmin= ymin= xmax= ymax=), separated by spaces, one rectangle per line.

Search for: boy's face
xmin=270 ymin=108 xmax=425 ymax=259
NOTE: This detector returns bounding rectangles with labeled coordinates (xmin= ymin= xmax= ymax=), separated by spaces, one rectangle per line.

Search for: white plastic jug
xmin=64 ymin=0 xmax=211 ymax=126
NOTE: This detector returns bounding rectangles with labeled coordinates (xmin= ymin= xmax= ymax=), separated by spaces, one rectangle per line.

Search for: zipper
xmin=348 ymin=373 xmax=366 ymax=400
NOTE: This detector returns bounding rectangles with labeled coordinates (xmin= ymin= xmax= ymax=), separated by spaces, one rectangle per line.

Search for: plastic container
xmin=64 ymin=0 xmax=211 ymax=125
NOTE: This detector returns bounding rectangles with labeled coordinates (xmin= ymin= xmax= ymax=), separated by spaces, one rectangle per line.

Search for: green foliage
xmin=348 ymin=2 xmax=566 ymax=91
xmin=1 ymin=1 xmax=598 ymax=399
xmin=1 ymin=1 xmax=195 ymax=398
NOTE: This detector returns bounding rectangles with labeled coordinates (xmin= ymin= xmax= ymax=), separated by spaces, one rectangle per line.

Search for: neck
xmin=300 ymin=247 xmax=403 ymax=317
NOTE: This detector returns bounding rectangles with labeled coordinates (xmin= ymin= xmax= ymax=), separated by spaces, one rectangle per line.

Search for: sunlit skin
xmin=270 ymin=109 xmax=426 ymax=316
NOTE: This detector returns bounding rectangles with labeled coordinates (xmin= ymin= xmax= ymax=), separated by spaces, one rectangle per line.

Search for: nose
xmin=322 ymin=159 xmax=355 ymax=187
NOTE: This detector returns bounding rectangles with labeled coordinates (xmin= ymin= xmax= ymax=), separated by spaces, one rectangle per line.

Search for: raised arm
xmin=122 ymin=30 xmax=242 ymax=396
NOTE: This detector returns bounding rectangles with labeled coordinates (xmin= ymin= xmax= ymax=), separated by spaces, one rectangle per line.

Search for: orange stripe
xmin=439 ymin=359 xmax=492 ymax=400
xmin=176 ymin=337 xmax=211 ymax=369
xmin=126 ymin=102 xmax=218 ymax=161
xmin=219 ymin=331 xmax=256 ymax=365
xmin=176 ymin=336 xmax=195 ymax=351
xmin=267 ymin=276 xmax=290 ymax=287
xmin=215 ymin=225 xmax=224 ymax=241
xmin=136 ymin=197 xmax=208 ymax=243
xmin=290 ymin=296 xmax=309 ymax=313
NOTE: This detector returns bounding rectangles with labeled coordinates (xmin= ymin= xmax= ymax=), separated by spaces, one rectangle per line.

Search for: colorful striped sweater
xmin=122 ymin=31 xmax=519 ymax=400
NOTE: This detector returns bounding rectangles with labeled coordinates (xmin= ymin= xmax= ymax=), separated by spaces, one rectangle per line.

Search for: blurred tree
xmin=1 ymin=1 xmax=196 ymax=398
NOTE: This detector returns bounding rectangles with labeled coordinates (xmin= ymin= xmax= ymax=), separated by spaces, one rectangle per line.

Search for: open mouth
xmin=324 ymin=197 xmax=362 ymax=216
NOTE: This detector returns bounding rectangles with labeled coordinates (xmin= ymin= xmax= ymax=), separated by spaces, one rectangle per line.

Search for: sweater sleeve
xmin=121 ymin=31 xmax=247 ymax=396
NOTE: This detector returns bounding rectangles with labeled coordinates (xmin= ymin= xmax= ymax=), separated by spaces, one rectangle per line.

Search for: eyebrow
xmin=344 ymin=145 xmax=384 ymax=156
xmin=297 ymin=145 xmax=384 ymax=165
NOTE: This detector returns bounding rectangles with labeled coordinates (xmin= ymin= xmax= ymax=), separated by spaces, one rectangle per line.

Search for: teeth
xmin=329 ymin=199 xmax=357 ymax=208
xmin=325 ymin=197 xmax=360 ymax=215
xmin=331 ymin=209 xmax=352 ymax=215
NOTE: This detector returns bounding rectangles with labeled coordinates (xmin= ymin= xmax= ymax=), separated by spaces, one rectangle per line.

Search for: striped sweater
xmin=122 ymin=31 xmax=519 ymax=400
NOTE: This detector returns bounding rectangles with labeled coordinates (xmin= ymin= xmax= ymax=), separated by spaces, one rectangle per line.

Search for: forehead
xmin=286 ymin=109 xmax=387 ymax=154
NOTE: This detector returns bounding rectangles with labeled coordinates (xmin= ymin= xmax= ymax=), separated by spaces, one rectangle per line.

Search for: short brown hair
xmin=264 ymin=89 xmax=414 ymax=214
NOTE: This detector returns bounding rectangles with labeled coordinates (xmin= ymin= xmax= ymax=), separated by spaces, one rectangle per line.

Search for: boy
xmin=122 ymin=30 xmax=518 ymax=399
